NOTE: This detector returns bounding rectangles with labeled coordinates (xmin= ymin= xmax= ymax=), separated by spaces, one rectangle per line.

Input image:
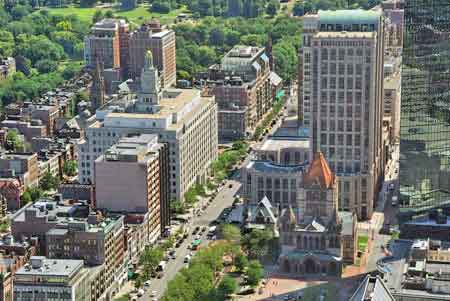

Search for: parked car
xmin=144 ymin=280 xmax=151 ymax=287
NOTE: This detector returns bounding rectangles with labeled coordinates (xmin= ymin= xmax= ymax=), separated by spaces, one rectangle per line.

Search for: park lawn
xmin=41 ymin=4 xmax=185 ymax=24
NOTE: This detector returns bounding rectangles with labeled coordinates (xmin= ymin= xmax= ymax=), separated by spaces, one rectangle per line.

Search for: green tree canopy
xmin=219 ymin=224 xmax=241 ymax=243
xmin=63 ymin=160 xmax=78 ymax=177
xmin=39 ymin=170 xmax=60 ymax=191
xmin=245 ymin=260 xmax=263 ymax=287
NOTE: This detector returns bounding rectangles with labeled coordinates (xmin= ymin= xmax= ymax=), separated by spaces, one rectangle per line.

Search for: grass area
xmin=113 ymin=294 xmax=130 ymax=301
xmin=357 ymin=234 xmax=369 ymax=253
xmin=40 ymin=4 xmax=186 ymax=24
xmin=302 ymin=283 xmax=339 ymax=301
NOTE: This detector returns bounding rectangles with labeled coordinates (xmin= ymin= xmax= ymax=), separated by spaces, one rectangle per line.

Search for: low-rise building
xmin=13 ymin=256 xmax=90 ymax=301
xmin=0 ymin=120 xmax=47 ymax=142
xmin=11 ymin=199 xmax=126 ymax=300
xmin=0 ymin=236 xmax=37 ymax=301
xmin=255 ymin=136 xmax=310 ymax=165
xmin=0 ymin=153 xmax=39 ymax=188
xmin=0 ymin=178 xmax=22 ymax=211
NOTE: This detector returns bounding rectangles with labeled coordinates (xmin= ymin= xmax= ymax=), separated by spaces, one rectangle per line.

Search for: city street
xmin=139 ymin=177 xmax=242 ymax=300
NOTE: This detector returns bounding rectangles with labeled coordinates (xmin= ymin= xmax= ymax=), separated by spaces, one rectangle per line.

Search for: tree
xmin=140 ymin=246 xmax=164 ymax=275
xmin=5 ymin=130 xmax=24 ymax=152
xmin=21 ymin=186 xmax=44 ymax=204
xmin=217 ymin=275 xmax=237 ymax=298
xmin=0 ymin=30 xmax=14 ymax=59
xmin=209 ymin=28 xmax=225 ymax=46
xmin=14 ymin=55 xmax=31 ymax=76
xmin=63 ymin=160 xmax=77 ymax=177
xmin=235 ymin=252 xmax=249 ymax=272
xmin=220 ymin=224 xmax=241 ymax=243
xmin=266 ymin=0 xmax=279 ymax=17
xmin=245 ymin=260 xmax=263 ymax=287
xmin=35 ymin=59 xmax=58 ymax=73
xmin=39 ymin=170 xmax=60 ymax=191
xmin=92 ymin=10 xmax=103 ymax=23
xmin=80 ymin=0 xmax=97 ymax=8
xmin=293 ymin=1 xmax=305 ymax=16
xmin=11 ymin=4 xmax=31 ymax=20
xmin=242 ymin=229 xmax=274 ymax=259
xmin=151 ymin=0 xmax=171 ymax=13
xmin=104 ymin=10 xmax=114 ymax=18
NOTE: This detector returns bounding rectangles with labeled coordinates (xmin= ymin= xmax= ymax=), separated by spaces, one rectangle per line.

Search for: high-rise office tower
xmin=399 ymin=0 xmax=450 ymax=217
xmin=299 ymin=10 xmax=385 ymax=220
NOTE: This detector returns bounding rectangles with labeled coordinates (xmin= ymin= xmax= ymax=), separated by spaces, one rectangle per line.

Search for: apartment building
xmin=298 ymin=10 xmax=385 ymax=220
xmin=0 ymin=153 xmax=39 ymax=188
xmin=84 ymin=19 xmax=128 ymax=70
xmin=128 ymin=20 xmax=176 ymax=88
xmin=14 ymin=257 xmax=90 ymax=301
xmin=199 ymin=45 xmax=280 ymax=141
xmin=95 ymin=134 xmax=168 ymax=242
xmin=77 ymin=52 xmax=218 ymax=202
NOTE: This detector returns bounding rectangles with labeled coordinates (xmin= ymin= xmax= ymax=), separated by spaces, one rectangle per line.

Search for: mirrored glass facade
xmin=400 ymin=0 xmax=450 ymax=217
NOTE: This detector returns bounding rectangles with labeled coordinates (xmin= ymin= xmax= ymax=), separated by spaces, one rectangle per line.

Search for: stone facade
xmin=278 ymin=152 xmax=356 ymax=277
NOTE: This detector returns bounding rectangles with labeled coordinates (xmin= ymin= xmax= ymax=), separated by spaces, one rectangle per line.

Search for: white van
xmin=157 ymin=261 xmax=167 ymax=271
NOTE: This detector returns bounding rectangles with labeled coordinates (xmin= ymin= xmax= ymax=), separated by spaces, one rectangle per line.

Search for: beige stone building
xmin=298 ymin=10 xmax=385 ymax=220
xmin=78 ymin=53 xmax=218 ymax=202
xmin=278 ymin=152 xmax=357 ymax=276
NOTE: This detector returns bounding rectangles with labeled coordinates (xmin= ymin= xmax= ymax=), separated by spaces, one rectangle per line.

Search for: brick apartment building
xmin=198 ymin=45 xmax=281 ymax=141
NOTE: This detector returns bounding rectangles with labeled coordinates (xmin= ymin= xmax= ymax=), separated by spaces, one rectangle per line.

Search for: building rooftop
xmin=259 ymin=137 xmax=310 ymax=152
xmin=350 ymin=275 xmax=395 ymax=301
xmin=16 ymin=256 xmax=83 ymax=277
xmin=384 ymin=72 xmax=401 ymax=90
xmin=102 ymin=88 xmax=210 ymax=131
xmin=100 ymin=134 xmax=159 ymax=162
xmin=13 ymin=200 xmax=121 ymax=234
xmin=304 ymin=152 xmax=335 ymax=189
xmin=318 ymin=9 xmax=381 ymax=26
xmin=245 ymin=160 xmax=308 ymax=174
xmin=314 ymin=31 xmax=376 ymax=39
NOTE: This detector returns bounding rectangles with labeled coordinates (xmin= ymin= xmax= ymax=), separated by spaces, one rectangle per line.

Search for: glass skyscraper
xmin=400 ymin=0 xmax=450 ymax=217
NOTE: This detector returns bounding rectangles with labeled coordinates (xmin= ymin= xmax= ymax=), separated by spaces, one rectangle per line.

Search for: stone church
xmin=278 ymin=152 xmax=356 ymax=277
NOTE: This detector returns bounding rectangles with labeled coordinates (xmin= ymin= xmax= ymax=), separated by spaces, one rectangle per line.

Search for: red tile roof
xmin=304 ymin=152 xmax=335 ymax=189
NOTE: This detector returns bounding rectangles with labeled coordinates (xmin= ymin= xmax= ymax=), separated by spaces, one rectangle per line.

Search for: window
xmin=275 ymin=179 xmax=280 ymax=189
xmin=338 ymin=120 xmax=344 ymax=131
xmin=338 ymin=134 xmax=344 ymax=145
xmin=338 ymin=106 xmax=344 ymax=117
xmin=347 ymin=64 xmax=353 ymax=74
xmin=266 ymin=178 xmax=272 ymax=189
xmin=346 ymin=120 xmax=352 ymax=131
xmin=330 ymin=63 xmax=336 ymax=74
xmin=283 ymin=179 xmax=289 ymax=189
xmin=329 ymin=134 xmax=335 ymax=145
xmin=321 ymin=133 xmax=327 ymax=145
xmin=346 ymin=134 xmax=352 ymax=146
xmin=338 ymin=49 xmax=345 ymax=60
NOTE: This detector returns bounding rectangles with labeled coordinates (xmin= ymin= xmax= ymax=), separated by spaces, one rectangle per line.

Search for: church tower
xmin=90 ymin=57 xmax=105 ymax=112
xmin=138 ymin=50 xmax=161 ymax=109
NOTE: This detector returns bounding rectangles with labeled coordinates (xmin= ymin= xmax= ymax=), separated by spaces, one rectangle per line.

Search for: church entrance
xmin=304 ymin=258 xmax=316 ymax=274
xmin=283 ymin=259 xmax=290 ymax=273
xmin=329 ymin=262 xmax=338 ymax=276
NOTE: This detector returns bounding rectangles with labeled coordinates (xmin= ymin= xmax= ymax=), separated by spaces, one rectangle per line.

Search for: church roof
xmin=304 ymin=152 xmax=335 ymax=189
xmin=248 ymin=196 xmax=277 ymax=224
xmin=304 ymin=219 xmax=326 ymax=232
